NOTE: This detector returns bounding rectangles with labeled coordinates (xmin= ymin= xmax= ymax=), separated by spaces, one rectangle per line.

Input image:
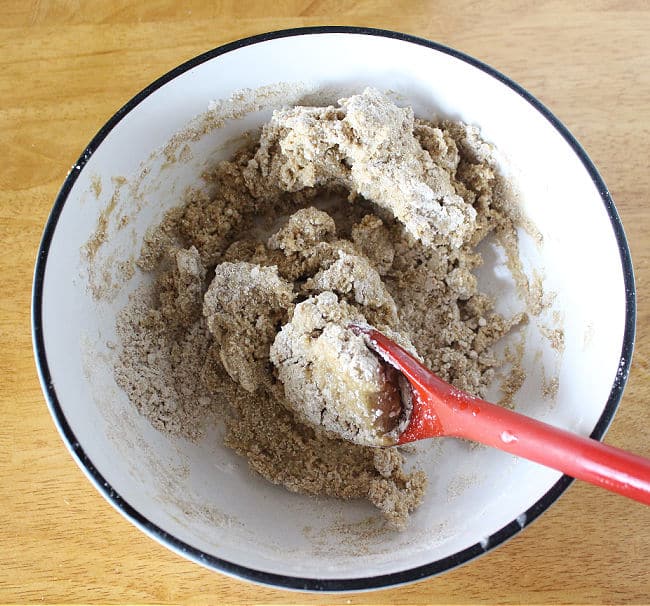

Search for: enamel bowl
xmin=32 ymin=27 xmax=635 ymax=591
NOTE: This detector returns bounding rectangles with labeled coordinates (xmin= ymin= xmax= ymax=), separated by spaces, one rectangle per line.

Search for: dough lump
xmin=270 ymin=292 xmax=409 ymax=447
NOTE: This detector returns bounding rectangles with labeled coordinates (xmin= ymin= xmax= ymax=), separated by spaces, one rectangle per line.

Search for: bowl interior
xmin=36 ymin=32 xmax=628 ymax=584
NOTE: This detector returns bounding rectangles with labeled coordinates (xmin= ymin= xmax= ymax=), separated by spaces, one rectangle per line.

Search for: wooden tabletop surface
xmin=1 ymin=2 xmax=649 ymax=604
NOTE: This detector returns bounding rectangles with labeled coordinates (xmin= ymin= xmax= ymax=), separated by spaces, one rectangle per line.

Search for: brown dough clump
xmin=115 ymin=88 xmax=525 ymax=529
xmin=246 ymin=88 xmax=476 ymax=249
xmin=269 ymin=292 xmax=410 ymax=447
xmin=303 ymin=251 xmax=398 ymax=326
xmin=202 ymin=261 xmax=294 ymax=392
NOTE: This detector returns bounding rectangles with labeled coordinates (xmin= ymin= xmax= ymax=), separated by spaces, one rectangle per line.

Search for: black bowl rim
xmin=31 ymin=26 xmax=636 ymax=593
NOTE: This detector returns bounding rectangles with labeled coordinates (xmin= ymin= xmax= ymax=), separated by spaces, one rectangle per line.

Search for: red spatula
xmin=351 ymin=324 xmax=650 ymax=505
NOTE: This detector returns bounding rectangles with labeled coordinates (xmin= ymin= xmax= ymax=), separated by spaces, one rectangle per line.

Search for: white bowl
xmin=32 ymin=27 xmax=635 ymax=591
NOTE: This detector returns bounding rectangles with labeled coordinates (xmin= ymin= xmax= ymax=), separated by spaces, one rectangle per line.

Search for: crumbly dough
xmin=247 ymin=87 xmax=476 ymax=249
xmin=115 ymin=88 xmax=525 ymax=528
xmin=203 ymin=261 xmax=294 ymax=392
xmin=303 ymin=251 xmax=398 ymax=327
xmin=269 ymin=292 xmax=409 ymax=447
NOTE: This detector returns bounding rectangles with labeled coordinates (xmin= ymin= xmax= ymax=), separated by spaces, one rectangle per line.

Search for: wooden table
xmin=1 ymin=2 xmax=648 ymax=604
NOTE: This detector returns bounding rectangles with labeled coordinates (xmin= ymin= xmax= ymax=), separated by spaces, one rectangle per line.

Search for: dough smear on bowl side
xmin=114 ymin=88 xmax=526 ymax=529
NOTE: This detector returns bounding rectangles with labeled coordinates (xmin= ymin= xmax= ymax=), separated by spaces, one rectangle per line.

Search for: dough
xmin=203 ymin=261 xmax=294 ymax=392
xmin=247 ymin=88 xmax=477 ymax=249
xmin=116 ymin=88 xmax=525 ymax=529
xmin=270 ymin=292 xmax=410 ymax=447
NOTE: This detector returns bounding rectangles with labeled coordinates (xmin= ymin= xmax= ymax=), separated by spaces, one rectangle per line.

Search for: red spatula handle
xmin=417 ymin=384 xmax=650 ymax=505
xmin=363 ymin=327 xmax=650 ymax=506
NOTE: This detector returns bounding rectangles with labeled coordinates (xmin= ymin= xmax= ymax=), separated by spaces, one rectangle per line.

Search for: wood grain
xmin=1 ymin=1 xmax=649 ymax=603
